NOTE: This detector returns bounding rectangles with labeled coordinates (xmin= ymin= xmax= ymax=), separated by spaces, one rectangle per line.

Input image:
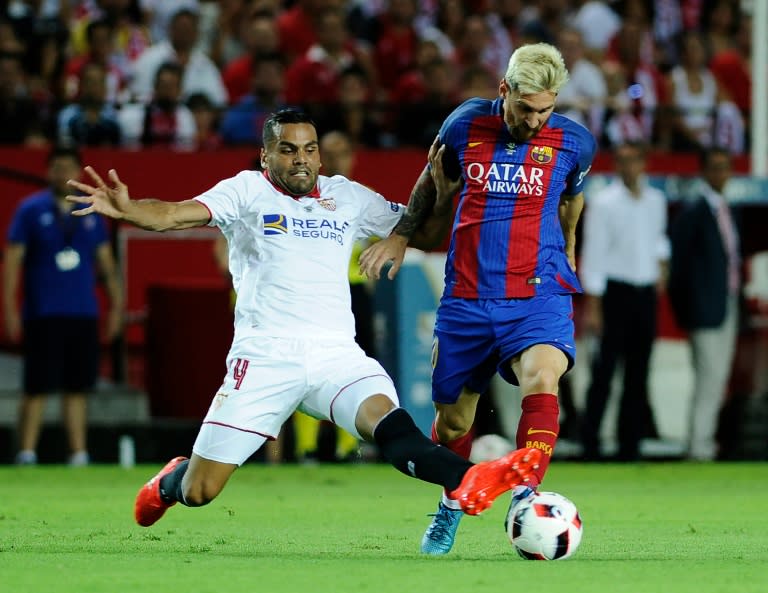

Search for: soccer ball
xmin=506 ymin=491 xmax=583 ymax=560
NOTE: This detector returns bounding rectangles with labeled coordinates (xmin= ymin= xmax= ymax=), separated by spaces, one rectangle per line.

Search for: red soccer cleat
xmin=449 ymin=448 xmax=542 ymax=516
xmin=134 ymin=456 xmax=188 ymax=527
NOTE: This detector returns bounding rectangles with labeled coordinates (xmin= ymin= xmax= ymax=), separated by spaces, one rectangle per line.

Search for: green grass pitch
xmin=2 ymin=461 xmax=767 ymax=593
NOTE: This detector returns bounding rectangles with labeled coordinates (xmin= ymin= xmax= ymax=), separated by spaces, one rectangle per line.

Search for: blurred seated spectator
xmin=709 ymin=12 xmax=751 ymax=131
xmin=221 ymin=11 xmax=280 ymax=105
xmin=139 ymin=0 xmax=199 ymax=45
xmin=395 ymin=56 xmax=457 ymax=147
xmin=457 ymin=64 xmax=497 ymax=102
xmin=277 ymin=0 xmax=325 ymax=63
xmin=130 ymin=7 xmax=228 ymax=108
xmin=700 ymin=0 xmax=739 ymax=57
xmin=603 ymin=15 xmax=664 ymax=147
xmin=57 ymin=61 xmax=122 ymax=147
xmin=69 ymin=0 xmax=150 ymax=69
xmin=220 ymin=52 xmax=286 ymax=146
xmin=186 ymin=91 xmax=222 ymax=150
xmin=284 ymin=8 xmax=376 ymax=114
xmin=517 ymin=0 xmax=571 ymax=46
xmin=555 ymin=26 xmax=607 ymax=140
xmin=204 ymin=0 xmax=255 ymax=69
xmin=118 ymin=62 xmax=196 ymax=150
xmin=64 ymin=18 xmax=129 ymax=106
xmin=453 ymin=14 xmax=506 ymax=81
xmin=570 ymin=0 xmax=621 ymax=63
xmin=389 ymin=37 xmax=443 ymax=104
xmin=0 ymin=51 xmax=47 ymax=145
xmin=2 ymin=0 xmax=69 ymax=98
xmin=600 ymin=60 xmax=647 ymax=148
xmin=313 ymin=64 xmax=383 ymax=148
xmin=664 ymin=30 xmax=744 ymax=154
xmin=367 ymin=0 xmax=420 ymax=94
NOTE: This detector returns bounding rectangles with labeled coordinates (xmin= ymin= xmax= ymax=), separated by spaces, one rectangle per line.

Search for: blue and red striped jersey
xmin=438 ymin=97 xmax=596 ymax=299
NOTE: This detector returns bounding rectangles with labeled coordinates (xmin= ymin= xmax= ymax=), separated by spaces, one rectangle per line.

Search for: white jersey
xmin=194 ymin=171 xmax=404 ymax=340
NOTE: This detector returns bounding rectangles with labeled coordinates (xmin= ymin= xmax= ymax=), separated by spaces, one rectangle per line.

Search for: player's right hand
xmin=66 ymin=166 xmax=131 ymax=221
xmin=358 ymin=234 xmax=409 ymax=280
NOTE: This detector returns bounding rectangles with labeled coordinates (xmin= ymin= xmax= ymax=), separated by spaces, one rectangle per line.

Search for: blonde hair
xmin=504 ymin=43 xmax=569 ymax=95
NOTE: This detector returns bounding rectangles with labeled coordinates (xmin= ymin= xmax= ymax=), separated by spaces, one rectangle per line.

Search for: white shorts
xmin=192 ymin=336 xmax=399 ymax=465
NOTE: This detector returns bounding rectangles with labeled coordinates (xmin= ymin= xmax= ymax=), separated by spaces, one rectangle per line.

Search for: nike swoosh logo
xmin=468 ymin=141 xmax=483 ymax=147
xmin=527 ymin=428 xmax=558 ymax=437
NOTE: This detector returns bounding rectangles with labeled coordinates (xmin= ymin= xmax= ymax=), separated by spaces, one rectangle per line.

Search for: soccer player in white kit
xmin=66 ymin=109 xmax=541 ymax=534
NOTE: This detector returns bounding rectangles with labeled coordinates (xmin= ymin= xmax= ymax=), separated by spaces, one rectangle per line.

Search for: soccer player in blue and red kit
xmin=360 ymin=43 xmax=596 ymax=554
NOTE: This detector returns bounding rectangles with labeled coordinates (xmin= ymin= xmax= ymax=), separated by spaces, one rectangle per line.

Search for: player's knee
xmin=435 ymin=412 xmax=471 ymax=442
xmin=523 ymin=367 xmax=561 ymax=393
xmin=182 ymin=478 xmax=222 ymax=507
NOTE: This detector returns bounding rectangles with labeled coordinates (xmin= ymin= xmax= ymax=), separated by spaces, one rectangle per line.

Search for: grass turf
xmin=2 ymin=461 xmax=766 ymax=593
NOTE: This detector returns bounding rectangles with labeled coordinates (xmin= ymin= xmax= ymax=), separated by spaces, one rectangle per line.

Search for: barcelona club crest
xmin=530 ymin=145 xmax=553 ymax=164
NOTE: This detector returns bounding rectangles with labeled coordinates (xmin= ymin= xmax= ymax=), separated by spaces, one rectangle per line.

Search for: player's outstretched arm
xmin=67 ymin=166 xmax=210 ymax=232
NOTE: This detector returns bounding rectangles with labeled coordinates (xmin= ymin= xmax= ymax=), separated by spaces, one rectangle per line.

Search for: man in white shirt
xmin=129 ymin=7 xmax=228 ymax=108
xmin=579 ymin=141 xmax=670 ymax=461
xmin=66 ymin=108 xmax=540 ymax=533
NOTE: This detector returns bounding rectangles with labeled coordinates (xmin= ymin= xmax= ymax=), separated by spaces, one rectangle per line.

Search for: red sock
xmin=431 ymin=420 xmax=474 ymax=460
xmin=516 ymin=393 xmax=559 ymax=487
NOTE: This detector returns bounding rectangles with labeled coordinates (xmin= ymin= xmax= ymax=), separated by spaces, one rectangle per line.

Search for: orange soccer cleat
xmin=134 ymin=456 xmax=188 ymax=527
xmin=449 ymin=447 xmax=541 ymax=516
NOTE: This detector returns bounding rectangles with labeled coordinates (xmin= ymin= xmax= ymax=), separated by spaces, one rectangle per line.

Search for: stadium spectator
xmin=66 ymin=108 xmax=540 ymax=529
xmin=2 ymin=145 xmax=123 ymax=466
xmin=63 ymin=18 xmax=129 ymax=106
xmin=360 ymin=42 xmax=596 ymax=554
xmin=221 ymin=11 xmax=280 ymax=105
xmin=139 ymin=0 xmax=199 ymax=46
xmin=569 ymin=0 xmax=621 ymax=63
xmin=57 ymin=61 xmax=122 ymax=147
xmin=186 ymin=92 xmax=222 ymax=151
xmin=276 ymin=0 xmax=327 ymax=62
xmin=313 ymin=64 xmax=383 ymax=148
xmin=700 ymin=0 xmax=739 ymax=57
xmin=119 ymin=62 xmax=196 ymax=150
xmin=129 ymin=7 xmax=228 ymax=108
xmin=664 ymin=31 xmax=744 ymax=154
xmin=668 ymin=147 xmax=742 ymax=461
xmin=0 ymin=51 xmax=48 ymax=145
xmin=709 ymin=12 xmax=751 ymax=136
xmin=220 ymin=52 xmax=287 ymax=147
xmin=555 ymin=27 xmax=607 ymax=141
xmin=579 ymin=141 xmax=670 ymax=461
xmin=367 ymin=0 xmax=421 ymax=93
xmin=284 ymin=8 xmax=375 ymax=123
xmin=69 ymin=0 xmax=151 ymax=72
xmin=394 ymin=57 xmax=457 ymax=148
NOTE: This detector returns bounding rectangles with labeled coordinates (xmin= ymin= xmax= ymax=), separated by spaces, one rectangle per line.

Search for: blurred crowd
xmin=0 ymin=0 xmax=754 ymax=153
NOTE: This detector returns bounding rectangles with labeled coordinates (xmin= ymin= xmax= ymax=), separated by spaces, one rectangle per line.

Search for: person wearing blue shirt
xmin=2 ymin=146 xmax=123 ymax=465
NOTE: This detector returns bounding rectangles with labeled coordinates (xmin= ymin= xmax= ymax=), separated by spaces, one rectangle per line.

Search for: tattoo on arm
xmin=392 ymin=170 xmax=436 ymax=239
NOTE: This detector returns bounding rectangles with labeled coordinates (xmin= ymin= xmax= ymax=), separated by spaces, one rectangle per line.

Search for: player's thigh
xmin=432 ymin=297 xmax=496 ymax=404
xmin=194 ymin=337 xmax=307 ymax=465
xmin=299 ymin=340 xmax=398 ymax=440
xmin=435 ymin=387 xmax=481 ymax=433
xmin=493 ymin=294 xmax=576 ymax=388
xmin=511 ymin=344 xmax=570 ymax=395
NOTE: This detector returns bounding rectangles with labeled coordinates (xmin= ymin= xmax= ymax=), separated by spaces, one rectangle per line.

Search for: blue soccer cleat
xmin=420 ymin=502 xmax=464 ymax=555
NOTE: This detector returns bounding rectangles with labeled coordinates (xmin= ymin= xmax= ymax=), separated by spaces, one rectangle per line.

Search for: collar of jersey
xmin=264 ymin=170 xmax=321 ymax=200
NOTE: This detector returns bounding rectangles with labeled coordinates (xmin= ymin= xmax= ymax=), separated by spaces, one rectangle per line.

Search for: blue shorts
xmin=431 ymin=295 xmax=576 ymax=404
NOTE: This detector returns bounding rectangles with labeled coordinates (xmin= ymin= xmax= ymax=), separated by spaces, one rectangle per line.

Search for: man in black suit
xmin=668 ymin=147 xmax=741 ymax=461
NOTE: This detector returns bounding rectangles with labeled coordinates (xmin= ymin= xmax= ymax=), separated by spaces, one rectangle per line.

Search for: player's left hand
xmin=428 ymin=137 xmax=462 ymax=207
xmin=358 ymin=234 xmax=409 ymax=280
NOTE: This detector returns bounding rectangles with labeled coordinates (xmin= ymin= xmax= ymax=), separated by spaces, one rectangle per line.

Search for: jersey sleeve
xmin=437 ymin=100 xmax=477 ymax=181
xmin=353 ymin=181 xmax=405 ymax=239
xmin=6 ymin=201 xmax=31 ymax=244
xmin=193 ymin=170 xmax=254 ymax=229
xmin=564 ymin=125 xmax=597 ymax=196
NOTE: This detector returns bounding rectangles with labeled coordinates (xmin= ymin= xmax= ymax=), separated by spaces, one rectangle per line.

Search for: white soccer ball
xmin=506 ymin=491 xmax=583 ymax=560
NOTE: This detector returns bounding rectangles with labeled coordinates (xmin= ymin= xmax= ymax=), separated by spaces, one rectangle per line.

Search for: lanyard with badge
xmin=54 ymin=203 xmax=81 ymax=272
